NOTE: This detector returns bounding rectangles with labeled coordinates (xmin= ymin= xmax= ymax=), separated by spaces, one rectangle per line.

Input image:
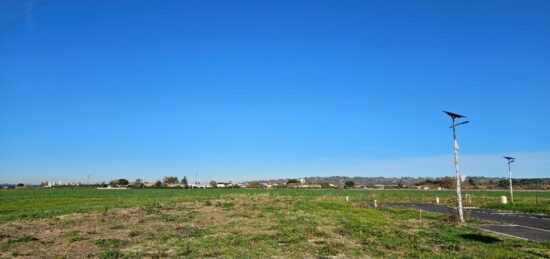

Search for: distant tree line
xmin=105 ymin=176 xmax=191 ymax=188
xmin=23 ymin=176 xmax=549 ymax=190
xmin=415 ymin=177 xmax=455 ymax=189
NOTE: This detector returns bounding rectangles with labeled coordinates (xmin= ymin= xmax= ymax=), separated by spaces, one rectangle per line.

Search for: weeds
xmin=99 ymin=249 xmax=123 ymax=259
xmin=176 ymin=225 xmax=204 ymax=238
xmin=176 ymin=244 xmax=192 ymax=256
xmin=67 ymin=231 xmax=85 ymax=242
xmin=215 ymin=201 xmax=235 ymax=210
xmin=124 ymin=251 xmax=145 ymax=258
xmin=139 ymin=203 xmax=161 ymax=214
xmin=0 ymin=190 xmax=549 ymax=258
xmin=7 ymin=236 xmax=38 ymax=244
xmin=94 ymin=239 xmax=127 ymax=250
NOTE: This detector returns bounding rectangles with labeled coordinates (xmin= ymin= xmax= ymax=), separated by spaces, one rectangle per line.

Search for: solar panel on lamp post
xmin=443 ymin=111 xmax=469 ymax=223
xmin=503 ymin=156 xmax=515 ymax=204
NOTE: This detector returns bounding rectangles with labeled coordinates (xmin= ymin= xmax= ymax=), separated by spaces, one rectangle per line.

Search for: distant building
xmin=287 ymin=183 xmax=302 ymax=188
xmin=216 ymin=182 xmax=233 ymax=188
xmin=355 ymin=184 xmax=367 ymax=189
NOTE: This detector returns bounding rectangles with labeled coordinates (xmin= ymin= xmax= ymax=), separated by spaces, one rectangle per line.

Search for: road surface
xmin=385 ymin=203 xmax=550 ymax=242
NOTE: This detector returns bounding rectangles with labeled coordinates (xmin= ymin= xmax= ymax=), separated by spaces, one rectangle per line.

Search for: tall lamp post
xmin=503 ymin=156 xmax=515 ymax=204
xmin=444 ymin=111 xmax=469 ymax=223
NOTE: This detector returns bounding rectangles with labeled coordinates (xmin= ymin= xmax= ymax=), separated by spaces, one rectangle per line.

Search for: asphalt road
xmin=385 ymin=203 xmax=550 ymax=242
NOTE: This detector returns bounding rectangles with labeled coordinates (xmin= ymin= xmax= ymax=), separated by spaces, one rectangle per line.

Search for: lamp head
xmin=503 ymin=156 xmax=516 ymax=163
xmin=443 ymin=111 xmax=466 ymax=119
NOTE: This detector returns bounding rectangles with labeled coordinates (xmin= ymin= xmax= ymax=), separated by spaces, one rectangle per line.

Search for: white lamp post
xmin=503 ymin=156 xmax=516 ymax=204
xmin=444 ymin=111 xmax=469 ymax=223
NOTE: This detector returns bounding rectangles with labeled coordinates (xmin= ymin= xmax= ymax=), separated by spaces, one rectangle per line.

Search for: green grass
xmin=0 ymin=189 xmax=549 ymax=257
xmin=0 ymin=188 xmax=548 ymax=222
xmin=95 ymin=238 xmax=127 ymax=249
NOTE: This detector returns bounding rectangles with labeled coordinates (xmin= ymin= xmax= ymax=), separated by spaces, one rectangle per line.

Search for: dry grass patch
xmin=0 ymin=193 xmax=548 ymax=258
xmin=0 ymin=195 xmax=294 ymax=258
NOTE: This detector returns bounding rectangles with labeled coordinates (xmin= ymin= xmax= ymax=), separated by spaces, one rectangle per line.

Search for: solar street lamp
xmin=443 ymin=111 xmax=469 ymax=223
xmin=503 ymin=156 xmax=515 ymax=204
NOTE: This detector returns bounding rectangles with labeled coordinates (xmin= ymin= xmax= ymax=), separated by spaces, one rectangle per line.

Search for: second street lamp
xmin=443 ymin=111 xmax=469 ymax=223
xmin=503 ymin=156 xmax=516 ymax=204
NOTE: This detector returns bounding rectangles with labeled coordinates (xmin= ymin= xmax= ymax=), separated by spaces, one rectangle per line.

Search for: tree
xmin=440 ymin=177 xmax=454 ymax=189
xmin=110 ymin=179 xmax=129 ymax=186
xmin=154 ymin=180 xmax=162 ymax=188
xmin=320 ymin=182 xmax=331 ymax=188
xmin=163 ymin=176 xmax=179 ymax=186
xmin=248 ymin=181 xmax=261 ymax=188
xmin=118 ymin=179 xmax=129 ymax=185
xmin=497 ymin=179 xmax=508 ymax=188
xmin=131 ymin=179 xmax=144 ymax=188
xmin=209 ymin=181 xmax=217 ymax=187
xmin=397 ymin=181 xmax=404 ymax=189
xmin=345 ymin=180 xmax=355 ymax=188
xmin=181 ymin=176 xmax=188 ymax=188
xmin=287 ymin=179 xmax=299 ymax=184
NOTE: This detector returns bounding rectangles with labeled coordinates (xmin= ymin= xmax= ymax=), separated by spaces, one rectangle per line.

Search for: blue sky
xmin=1 ymin=0 xmax=549 ymax=184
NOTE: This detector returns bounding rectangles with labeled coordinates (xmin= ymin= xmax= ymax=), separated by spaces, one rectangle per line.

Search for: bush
xmin=287 ymin=179 xmax=299 ymax=184
xmin=109 ymin=179 xmax=129 ymax=186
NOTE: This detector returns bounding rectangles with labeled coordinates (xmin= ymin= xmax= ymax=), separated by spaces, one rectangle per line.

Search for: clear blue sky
xmin=1 ymin=0 xmax=549 ymax=184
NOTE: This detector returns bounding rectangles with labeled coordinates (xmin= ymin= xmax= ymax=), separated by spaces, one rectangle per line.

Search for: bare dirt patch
xmin=0 ymin=195 xmax=303 ymax=258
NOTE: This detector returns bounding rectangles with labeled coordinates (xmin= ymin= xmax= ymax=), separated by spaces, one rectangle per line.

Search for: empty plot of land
xmin=0 ymin=189 xmax=549 ymax=258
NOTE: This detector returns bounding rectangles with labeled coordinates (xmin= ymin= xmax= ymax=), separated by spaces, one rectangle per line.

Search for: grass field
xmin=0 ymin=188 xmax=549 ymax=258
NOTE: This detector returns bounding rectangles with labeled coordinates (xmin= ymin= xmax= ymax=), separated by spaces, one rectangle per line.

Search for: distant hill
xmin=245 ymin=176 xmax=550 ymax=190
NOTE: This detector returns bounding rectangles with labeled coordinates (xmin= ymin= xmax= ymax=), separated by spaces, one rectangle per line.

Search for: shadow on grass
xmin=460 ymin=234 xmax=500 ymax=244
